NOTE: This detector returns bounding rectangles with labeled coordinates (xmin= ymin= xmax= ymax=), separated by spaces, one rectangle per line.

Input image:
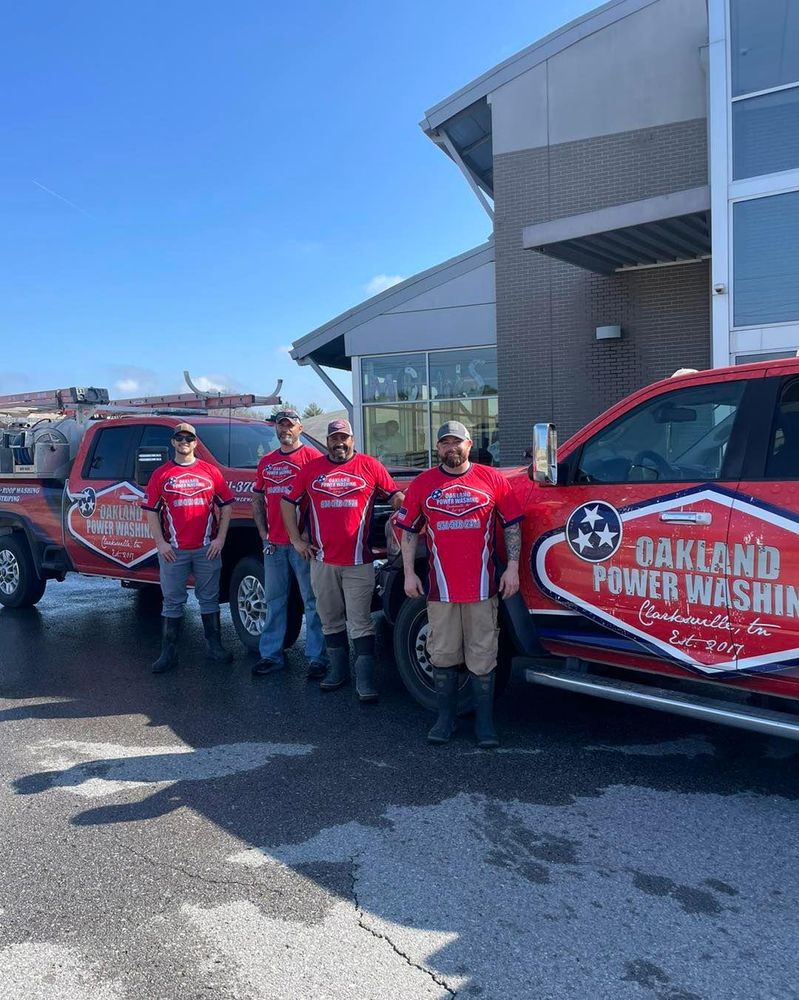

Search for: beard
xmin=442 ymin=449 xmax=466 ymax=468
xmin=330 ymin=445 xmax=350 ymax=462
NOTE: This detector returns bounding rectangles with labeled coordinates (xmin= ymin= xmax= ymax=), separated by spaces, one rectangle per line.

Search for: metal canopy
xmin=522 ymin=187 xmax=711 ymax=275
xmin=438 ymin=99 xmax=493 ymax=196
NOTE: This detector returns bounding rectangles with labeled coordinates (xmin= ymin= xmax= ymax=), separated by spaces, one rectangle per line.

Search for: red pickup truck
xmin=0 ymin=395 xmax=401 ymax=652
xmin=380 ymin=357 xmax=799 ymax=741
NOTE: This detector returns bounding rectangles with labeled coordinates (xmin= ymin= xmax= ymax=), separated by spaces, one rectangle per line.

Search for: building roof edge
xmin=291 ymin=241 xmax=495 ymax=363
xmin=421 ymin=0 xmax=659 ymax=133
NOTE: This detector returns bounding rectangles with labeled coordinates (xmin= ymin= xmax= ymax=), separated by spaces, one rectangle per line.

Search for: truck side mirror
xmin=135 ymin=446 xmax=168 ymax=487
xmin=529 ymin=423 xmax=558 ymax=485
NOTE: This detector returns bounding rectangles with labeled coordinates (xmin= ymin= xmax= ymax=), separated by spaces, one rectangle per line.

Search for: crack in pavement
xmin=348 ymin=858 xmax=457 ymax=998
xmin=105 ymin=831 xmax=282 ymax=898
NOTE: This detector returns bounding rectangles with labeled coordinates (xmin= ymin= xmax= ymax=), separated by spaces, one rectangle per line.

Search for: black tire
xmin=392 ymin=595 xmax=511 ymax=713
xmin=228 ymin=555 xmax=303 ymax=653
xmin=0 ymin=534 xmax=47 ymax=609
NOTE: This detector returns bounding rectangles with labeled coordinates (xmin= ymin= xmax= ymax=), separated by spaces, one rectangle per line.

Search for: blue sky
xmin=1 ymin=0 xmax=597 ymax=409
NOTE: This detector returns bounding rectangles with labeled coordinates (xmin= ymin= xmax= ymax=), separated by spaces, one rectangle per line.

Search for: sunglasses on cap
xmin=173 ymin=433 xmax=196 ymax=443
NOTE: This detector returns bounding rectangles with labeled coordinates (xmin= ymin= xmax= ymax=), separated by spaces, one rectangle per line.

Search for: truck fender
xmin=498 ymin=591 xmax=546 ymax=657
xmin=0 ymin=513 xmax=44 ymax=579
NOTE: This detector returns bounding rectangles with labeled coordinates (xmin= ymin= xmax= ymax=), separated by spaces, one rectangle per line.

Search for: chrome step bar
xmin=517 ymin=659 xmax=799 ymax=741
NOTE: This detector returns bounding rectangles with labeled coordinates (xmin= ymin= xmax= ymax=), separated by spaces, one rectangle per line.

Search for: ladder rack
xmin=0 ymin=372 xmax=283 ymax=417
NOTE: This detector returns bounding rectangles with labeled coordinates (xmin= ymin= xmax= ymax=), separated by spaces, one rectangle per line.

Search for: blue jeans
xmin=259 ymin=543 xmax=327 ymax=666
xmin=158 ymin=546 xmax=221 ymax=617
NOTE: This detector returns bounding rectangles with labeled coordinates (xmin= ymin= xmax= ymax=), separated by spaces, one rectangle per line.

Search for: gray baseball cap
xmin=273 ymin=409 xmax=301 ymax=424
xmin=436 ymin=420 xmax=471 ymax=442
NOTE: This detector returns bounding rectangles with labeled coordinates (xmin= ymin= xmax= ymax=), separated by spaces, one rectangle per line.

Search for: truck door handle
xmin=660 ymin=511 xmax=712 ymax=525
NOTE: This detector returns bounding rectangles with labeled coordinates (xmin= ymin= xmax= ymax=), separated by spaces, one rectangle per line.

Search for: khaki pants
xmin=310 ymin=560 xmax=376 ymax=639
xmin=427 ymin=596 xmax=499 ymax=676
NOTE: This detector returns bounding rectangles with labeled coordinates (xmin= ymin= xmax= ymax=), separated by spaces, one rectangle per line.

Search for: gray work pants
xmin=309 ymin=560 xmax=376 ymax=638
xmin=158 ymin=545 xmax=222 ymax=618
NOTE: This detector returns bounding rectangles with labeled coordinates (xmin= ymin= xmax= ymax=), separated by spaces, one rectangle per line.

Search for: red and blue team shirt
xmin=141 ymin=459 xmax=234 ymax=550
xmin=253 ymin=444 xmax=322 ymax=545
xmin=395 ymin=463 xmax=523 ymax=603
xmin=283 ymin=452 xmax=400 ymax=566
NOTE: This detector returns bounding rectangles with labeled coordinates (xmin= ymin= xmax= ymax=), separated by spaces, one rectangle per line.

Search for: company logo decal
xmin=565 ymin=501 xmax=622 ymax=562
xmin=67 ymin=482 xmax=156 ymax=569
xmin=163 ymin=472 xmax=213 ymax=498
xmin=426 ymin=484 xmax=491 ymax=518
xmin=532 ymin=486 xmax=799 ymax=676
xmin=261 ymin=460 xmax=299 ymax=486
xmin=311 ymin=472 xmax=366 ymax=498
xmin=75 ymin=487 xmax=97 ymax=519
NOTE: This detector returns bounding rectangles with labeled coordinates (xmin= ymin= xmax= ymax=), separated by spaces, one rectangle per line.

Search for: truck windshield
xmin=199 ymin=422 xmax=280 ymax=469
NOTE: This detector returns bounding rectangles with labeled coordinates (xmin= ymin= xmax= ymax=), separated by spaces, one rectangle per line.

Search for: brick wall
xmin=494 ymin=118 xmax=710 ymax=463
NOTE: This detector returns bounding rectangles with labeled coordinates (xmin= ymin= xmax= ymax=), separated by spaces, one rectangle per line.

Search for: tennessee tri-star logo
xmin=565 ymin=501 xmax=622 ymax=562
xmin=312 ymin=472 xmax=366 ymax=498
xmin=426 ymin=483 xmax=491 ymax=518
xmin=76 ymin=487 xmax=96 ymax=519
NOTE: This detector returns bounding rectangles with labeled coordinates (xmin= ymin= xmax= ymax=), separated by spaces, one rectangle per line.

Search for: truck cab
xmin=383 ymin=358 xmax=799 ymax=738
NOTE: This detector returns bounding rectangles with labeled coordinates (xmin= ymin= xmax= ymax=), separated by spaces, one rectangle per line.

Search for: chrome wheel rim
xmin=413 ymin=619 xmax=433 ymax=681
xmin=237 ymin=574 xmax=266 ymax=636
xmin=0 ymin=549 xmax=20 ymax=596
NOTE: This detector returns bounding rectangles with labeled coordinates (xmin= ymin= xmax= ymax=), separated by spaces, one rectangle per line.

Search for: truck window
xmin=138 ymin=424 xmax=176 ymax=461
xmin=765 ymin=378 xmax=799 ymax=478
xmin=199 ymin=422 xmax=280 ymax=469
xmin=83 ymin=425 xmax=140 ymax=481
xmin=576 ymin=381 xmax=746 ymax=484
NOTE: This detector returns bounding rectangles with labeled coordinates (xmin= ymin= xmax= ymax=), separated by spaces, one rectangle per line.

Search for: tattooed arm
xmin=498 ymin=522 xmax=521 ymax=598
xmin=401 ymin=529 xmax=425 ymax=598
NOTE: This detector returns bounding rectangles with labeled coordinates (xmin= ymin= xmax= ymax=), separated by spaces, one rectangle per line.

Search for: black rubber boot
xmin=470 ymin=670 xmax=500 ymax=749
xmin=427 ymin=668 xmax=459 ymax=744
xmin=353 ymin=636 xmax=378 ymax=704
xmin=307 ymin=660 xmax=327 ymax=681
xmin=201 ymin=612 xmax=233 ymax=664
xmin=320 ymin=631 xmax=349 ymax=691
xmin=152 ymin=617 xmax=181 ymax=674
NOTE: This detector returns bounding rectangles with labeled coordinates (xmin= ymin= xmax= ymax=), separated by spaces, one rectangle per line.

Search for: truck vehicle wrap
xmin=380 ymin=357 xmax=799 ymax=741
xmin=0 ymin=382 xmax=334 ymax=651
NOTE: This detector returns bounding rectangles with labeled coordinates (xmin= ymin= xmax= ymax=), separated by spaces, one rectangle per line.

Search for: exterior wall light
xmin=595 ymin=325 xmax=622 ymax=340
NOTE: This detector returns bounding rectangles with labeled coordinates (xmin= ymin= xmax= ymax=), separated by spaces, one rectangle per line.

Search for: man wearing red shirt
xmin=142 ymin=422 xmax=235 ymax=673
xmin=397 ymin=421 xmax=523 ymax=748
xmin=281 ymin=418 xmax=404 ymax=702
xmin=251 ymin=409 xmax=327 ymax=679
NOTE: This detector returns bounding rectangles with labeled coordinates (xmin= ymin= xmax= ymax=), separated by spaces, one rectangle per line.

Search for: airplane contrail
xmin=31 ymin=179 xmax=91 ymax=217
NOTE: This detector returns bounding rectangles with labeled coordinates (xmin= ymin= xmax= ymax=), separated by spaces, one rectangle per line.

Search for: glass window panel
xmin=361 ymin=354 xmax=426 ymax=403
xmin=429 ymin=347 xmax=498 ymax=400
xmin=84 ymin=425 xmax=140 ymax=481
xmin=731 ymin=0 xmax=799 ymax=97
xmin=431 ymin=398 xmax=499 ymax=467
xmin=363 ymin=404 xmax=429 ymax=469
xmin=733 ymin=87 xmax=799 ymax=179
xmin=766 ymin=377 xmax=799 ymax=477
xmin=733 ymin=192 xmax=799 ymax=326
xmin=576 ymin=382 xmax=746 ymax=484
xmin=735 ymin=350 xmax=797 ymax=364
xmin=199 ymin=421 xmax=279 ymax=469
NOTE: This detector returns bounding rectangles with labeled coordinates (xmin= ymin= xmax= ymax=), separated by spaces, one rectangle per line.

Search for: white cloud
xmin=275 ymin=345 xmax=293 ymax=356
xmin=365 ymin=274 xmax=406 ymax=297
xmin=191 ymin=374 xmax=238 ymax=393
xmin=115 ymin=378 xmax=140 ymax=394
xmin=107 ymin=366 xmax=160 ymax=398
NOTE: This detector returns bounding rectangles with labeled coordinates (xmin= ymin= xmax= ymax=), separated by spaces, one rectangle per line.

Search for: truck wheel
xmin=392 ymin=596 xmax=507 ymax=713
xmin=228 ymin=556 xmax=303 ymax=653
xmin=0 ymin=534 xmax=46 ymax=608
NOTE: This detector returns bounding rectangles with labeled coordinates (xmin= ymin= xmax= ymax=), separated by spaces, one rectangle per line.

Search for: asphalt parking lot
xmin=1 ymin=575 xmax=798 ymax=1000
